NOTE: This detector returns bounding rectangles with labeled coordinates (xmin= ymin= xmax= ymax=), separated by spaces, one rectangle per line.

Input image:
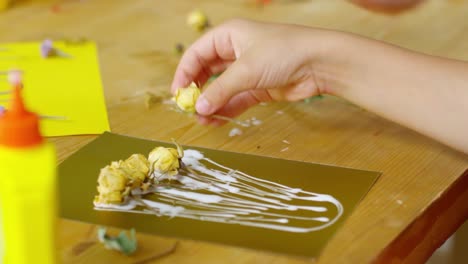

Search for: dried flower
xmin=40 ymin=39 xmax=57 ymax=58
xmin=119 ymin=154 xmax=150 ymax=183
xmin=187 ymin=9 xmax=210 ymax=32
xmin=95 ymin=154 xmax=150 ymax=204
xmin=149 ymin=147 xmax=180 ymax=176
xmin=148 ymin=140 xmax=184 ymax=177
xmin=95 ymin=142 xmax=183 ymax=204
xmin=174 ymin=82 xmax=200 ymax=113
xmin=95 ymin=165 xmax=130 ymax=204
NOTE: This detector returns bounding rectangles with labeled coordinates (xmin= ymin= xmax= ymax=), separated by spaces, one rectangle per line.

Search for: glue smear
xmin=95 ymin=150 xmax=344 ymax=233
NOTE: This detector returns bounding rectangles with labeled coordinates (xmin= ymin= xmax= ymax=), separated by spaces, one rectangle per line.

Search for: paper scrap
xmin=250 ymin=117 xmax=262 ymax=126
xmin=0 ymin=41 xmax=110 ymax=137
xmin=229 ymin=127 xmax=243 ymax=137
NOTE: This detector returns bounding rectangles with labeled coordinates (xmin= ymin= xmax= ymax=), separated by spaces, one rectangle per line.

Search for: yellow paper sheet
xmin=0 ymin=41 xmax=110 ymax=137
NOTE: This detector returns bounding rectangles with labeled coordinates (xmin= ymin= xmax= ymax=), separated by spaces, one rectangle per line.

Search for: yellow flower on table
xmin=149 ymin=147 xmax=180 ymax=176
xmin=95 ymin=165 xmax=129 ymax=204
xmin=120 ymin=154 xmax=150 ymax=183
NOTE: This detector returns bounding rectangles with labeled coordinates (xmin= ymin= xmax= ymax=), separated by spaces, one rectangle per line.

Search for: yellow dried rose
xmin=95 ymin=141 xmax=185 ymax=205
xmin=148 ymin=147 xmax=180 ymax=176
xmin=119 ymin=154 xmax=150 ymax=183
xmin=95 ymin=165 xmax=130 ymax=204
xmin=187 ymin=10 xmax=209 ymax=32
xmin=148 ymin=140 xmax=184 ymax=177
xmin=174 ymin=82 xmax=200 ymax=113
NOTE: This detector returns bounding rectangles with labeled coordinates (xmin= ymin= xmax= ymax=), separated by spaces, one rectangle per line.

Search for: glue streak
xmin=0 ymin=81 xmax=57 ymax=263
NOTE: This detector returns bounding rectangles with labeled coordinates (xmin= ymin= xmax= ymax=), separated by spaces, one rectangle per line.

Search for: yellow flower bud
xmin=148 ymin=147 xmax=180 ymax=176
xmin=95 ymin=141 xmax=184 ymax=205
xmin=187 ymin=9 xmax=209 ymax=32
xmin=120 ymin=154 xmax=150 ymax=183
xmin=96 ymin=165 xmax=129 ymax=204
xmin=175 ymin=82 xmax=200 ymax=113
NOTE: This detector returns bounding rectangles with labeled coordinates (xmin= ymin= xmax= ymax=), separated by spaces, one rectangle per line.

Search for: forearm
xmin=313 ymin=32 xmax=468 ymax=153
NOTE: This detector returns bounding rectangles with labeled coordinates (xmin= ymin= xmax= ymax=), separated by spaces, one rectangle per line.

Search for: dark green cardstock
xmin=58 ymin=132 xmax=380 ymax=258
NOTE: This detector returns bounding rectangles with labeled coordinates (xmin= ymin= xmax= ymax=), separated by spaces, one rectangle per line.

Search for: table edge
xmin=373 ymin=168 xmax=468 ymax=263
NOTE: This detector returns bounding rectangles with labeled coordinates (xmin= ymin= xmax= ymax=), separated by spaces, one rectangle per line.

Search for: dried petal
xmin=174 ymin=82 xmax=200 ymax=113
xmin=95 ymin=165 xmax=129 ymax=204
xmin=40 ymin=39 xmax=57 ymax=58
xmin=144 ymin=91 xmax=164 ymax=110
xmin=120 ymin=154 xmax=150 ymax=183
xmin=148 ymin=147 xmax=180 ymax=176
xmin=97 ymin=166 xmax=128 ymax=191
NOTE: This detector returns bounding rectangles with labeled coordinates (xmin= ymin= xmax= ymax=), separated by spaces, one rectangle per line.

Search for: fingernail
xmin=196 ymin=95 xmax=213 ymax=115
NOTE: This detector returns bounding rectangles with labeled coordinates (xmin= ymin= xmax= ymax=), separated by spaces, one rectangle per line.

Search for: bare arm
xmin=318 ymin=33 xmax=468 ymax=153
xmin=171 ymin=19 xmax=468 ymax=154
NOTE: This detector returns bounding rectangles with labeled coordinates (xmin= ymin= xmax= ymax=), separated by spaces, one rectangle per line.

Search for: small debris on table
xmin=174 ymin=43 xmax=185 ymax=55
xmin=40 ymin=39 xmax=71 ymax=58
xmin=144 ymin=91 xmax=165 ymax=110
xmin=282 ymin=140 xmax=290 ymax=144
xmin=97 ymin=227 xmax=137 ymax=256
xmin=40 ymin=39 xmax=57 ymax=58
xmin=276 ymin=110 xmax=284 ymax=115
xmin=280 ymin=147 xmax=289 ymax=152
xmin=229 ymin=127 xmax=243 ymax=137
xmin=250 ymin=117 xmax=262 ymax=126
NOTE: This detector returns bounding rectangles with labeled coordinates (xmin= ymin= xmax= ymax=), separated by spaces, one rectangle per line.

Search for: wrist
xmin=302 ymin=29 xmax=374 ymax=97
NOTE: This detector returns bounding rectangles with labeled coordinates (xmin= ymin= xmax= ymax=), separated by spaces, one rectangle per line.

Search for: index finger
xmin=171 ymin=24 xmax=237 ymax=93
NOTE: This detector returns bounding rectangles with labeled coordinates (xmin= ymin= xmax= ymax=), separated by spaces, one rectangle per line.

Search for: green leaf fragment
xmin=97 ymin=227 xmax=138 ymax=256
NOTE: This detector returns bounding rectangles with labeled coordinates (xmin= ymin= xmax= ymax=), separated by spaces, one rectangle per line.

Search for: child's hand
xmin=171 ymin=19 xmax=329 ymax=122
xmin=171 ymin=19 xmax=468 ymax=154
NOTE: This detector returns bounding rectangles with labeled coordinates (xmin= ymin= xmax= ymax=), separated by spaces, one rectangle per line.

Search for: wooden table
xmin=1 ymin=0 xmax=468 ymax=263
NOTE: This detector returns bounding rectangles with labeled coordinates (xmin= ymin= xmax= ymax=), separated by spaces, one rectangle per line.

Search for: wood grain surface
xmin=1 ymin=0 xmax=467 ymax=263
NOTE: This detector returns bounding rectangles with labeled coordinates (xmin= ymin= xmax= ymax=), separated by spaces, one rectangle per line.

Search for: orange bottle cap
xmin=0 ymin=85 xmax=43 ymax=147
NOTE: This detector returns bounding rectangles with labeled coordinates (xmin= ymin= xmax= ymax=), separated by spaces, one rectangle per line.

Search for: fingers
xmin=195 ymin=57 xmax=262 ymax=116
xmin=171 ymin=24 xmax=237 ymax=93
xmin=197 ymin=89 xmax=273 ymax=126
xmin=171 ymin=19 xmax=273 ymax=123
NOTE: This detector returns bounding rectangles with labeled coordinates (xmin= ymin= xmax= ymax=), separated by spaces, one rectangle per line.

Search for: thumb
xmin=195 ymin=58 xmax=260 ymax=116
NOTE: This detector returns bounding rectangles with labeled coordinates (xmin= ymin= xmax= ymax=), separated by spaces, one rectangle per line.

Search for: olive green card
xmin=58 ymin=132 xmax=380 ymax=258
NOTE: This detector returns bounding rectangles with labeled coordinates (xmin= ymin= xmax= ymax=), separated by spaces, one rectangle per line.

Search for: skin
xmin=171 ymin=19 xmax=468 ymax=154
xmin=348 ymin=0 xmax=425 ymax=14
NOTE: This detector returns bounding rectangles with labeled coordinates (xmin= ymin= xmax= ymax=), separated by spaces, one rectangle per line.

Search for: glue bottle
xmin=0 ymin=74 xmax=57 ymax=263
